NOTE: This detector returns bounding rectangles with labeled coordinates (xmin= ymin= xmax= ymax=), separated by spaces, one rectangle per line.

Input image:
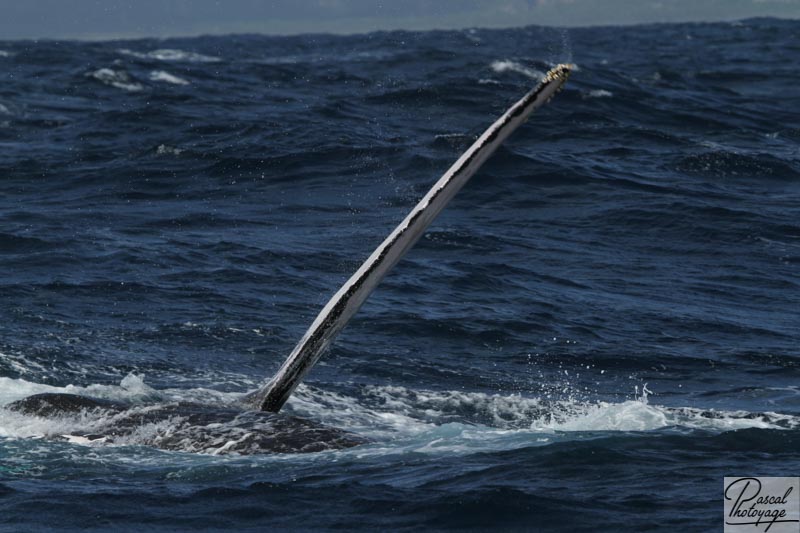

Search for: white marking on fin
xmin=246 ymin=64 xmax=572 ymax=412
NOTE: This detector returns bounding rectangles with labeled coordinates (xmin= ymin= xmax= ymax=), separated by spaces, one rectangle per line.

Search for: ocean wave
xmin=586 ymin=89 xmax=613 ymax=98
xmin=351 ymin=385 xmax=796 ymax=432
xmin=0 ymin=351 xmax=48 ymax=378
xmin=0 ymin=374 xmax=161 ymax=407
xmin=156 ymin=144 xmax=184 ymax=155
xmin=0 ymin=20 xmax=798 ymax=528
xmin=149 ymin=70 xmax=189 ymax=85
xmin=119 ymin=48 xmax=221 ymax=63
xmin=283 ymin=383 xmax=800 ymax=457
xmin=86 ymin=68 xmax=144 ymax=92
xmin=490 ymin=59 xmax=544 ymax=80
xmin=676 ymin=149 xmax=800 ymax=180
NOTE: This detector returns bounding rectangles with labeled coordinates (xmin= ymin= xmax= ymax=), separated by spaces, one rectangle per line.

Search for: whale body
xmin=7 ymin=392 xmax=366 ymax=454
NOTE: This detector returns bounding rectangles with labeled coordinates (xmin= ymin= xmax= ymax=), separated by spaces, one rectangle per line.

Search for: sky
xmin=0 ymin=0 xmax=798 ymax=40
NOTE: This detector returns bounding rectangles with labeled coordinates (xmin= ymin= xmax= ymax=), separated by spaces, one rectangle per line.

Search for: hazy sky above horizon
xmin=0 ymin=0 xmax=798 ymax=40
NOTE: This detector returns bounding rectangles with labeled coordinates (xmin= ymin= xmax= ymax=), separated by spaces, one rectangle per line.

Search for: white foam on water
xmin=0 ymin=374 xmax=243 ymax=411
xmin=434 ymin=133 xmax=472 ymax=142
xmin=119 ymin=48 xmax=221 ymax=63
xmin=284 ymin=383 xmax=799 ymax=458
xmin=0 ymin=374 xmax=797 ymax=457
xmin=464 ymin=28 xmax=482 ymax=44
xmin=0 ymin=374 xmax=158 ymax=407
xmin=0 ymin=50 xmax=11 ymax=57
xmin=156 ymin=144 xmax=184 ymax=156
xmin=0 ymin=103 xmax=10 ymax=115
xmin=149 ymin=70 xmax=189 ymax=85
xmin=490 ymin=60 xmax=544 ymax=81
xmin=0 ymin=351 xmax=46 ymax=377
xmin=86 ymin=68 xmax=144 ymax=92
xmin=0 ymin=393 xmax=164 ymax=441
xmin=61 ymin=434 xmax=111 ymax=445
xmin=587 ymin=89 xmax=613 ymax=98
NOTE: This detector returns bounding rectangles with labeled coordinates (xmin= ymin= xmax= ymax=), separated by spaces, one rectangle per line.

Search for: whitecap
xmin=86 ymin=68 xmax=144 ymax=92
xmin=464 ymin=28 xmax=482 ymax=44
xmin=0 ymin=50 xmax=11 ymax=58
xmin=0 ymin=374 xmax=162 ymax=407
xmin=119 ymin=48 xmax=220 ymax=63
xmin=257 ymin=55 xmax=300 ymax=65
xmin=149 ymin=70 xmax=189 ymax=85
xmin=490 ymin=60 xmax=544 ymax=81
xmin=434 ymin=133 xmax=471 ymax=141
xmin=0 ymin=103 xmax=11 ymax=115
xmin=587 ymin=89 xmax=613 ymax=98
xmin=117 ymin=49 xmax=146 ymax=59
xmin=156 ymin=144 xmax=184 ymax=156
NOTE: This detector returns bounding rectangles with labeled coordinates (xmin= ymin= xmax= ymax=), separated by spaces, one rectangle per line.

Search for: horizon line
xmin=0 ymin=15 xmax=795 ymax=44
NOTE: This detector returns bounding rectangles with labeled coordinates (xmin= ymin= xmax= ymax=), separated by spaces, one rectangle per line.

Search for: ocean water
xmin=1 ymin=18 xmax=799 ymax=531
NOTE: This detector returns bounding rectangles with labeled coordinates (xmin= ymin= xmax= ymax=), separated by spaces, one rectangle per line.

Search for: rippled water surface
xmin=1 ymin=18 xmax=799 ymax=531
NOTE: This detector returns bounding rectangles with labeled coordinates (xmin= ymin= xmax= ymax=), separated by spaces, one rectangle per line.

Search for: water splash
xmin=2 ymin=376 xmax=795 ymax=456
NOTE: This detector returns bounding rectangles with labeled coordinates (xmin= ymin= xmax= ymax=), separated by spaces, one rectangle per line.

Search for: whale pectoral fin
xmin=246 ymin=64 xmax=572 ymax=412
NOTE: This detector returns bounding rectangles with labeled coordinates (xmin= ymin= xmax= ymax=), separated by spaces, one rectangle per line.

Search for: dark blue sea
xmin=1 ymin=18 xmax=799 ymax=532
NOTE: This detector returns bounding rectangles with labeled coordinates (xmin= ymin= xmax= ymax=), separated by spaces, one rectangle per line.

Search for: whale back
xmin=7 ymin=393 xmax=366 ymax=454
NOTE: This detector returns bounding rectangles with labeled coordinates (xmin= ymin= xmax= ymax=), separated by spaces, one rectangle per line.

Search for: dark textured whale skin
xmin=7 ymin=393 xmax=367 ymax=454
xmin=9 ymin=393 xmax=125 ymax=417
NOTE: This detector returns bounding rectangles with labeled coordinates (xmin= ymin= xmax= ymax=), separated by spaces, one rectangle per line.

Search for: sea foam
xmin=149 ymin=70 xmax=189 ymax=85
xmin=86 ymin=68 xmax=144 ymax=92
xmin=119 ymin=48 xmax=221 ymax=63
xmin=490 ymin=60 xmax=545 ymax=80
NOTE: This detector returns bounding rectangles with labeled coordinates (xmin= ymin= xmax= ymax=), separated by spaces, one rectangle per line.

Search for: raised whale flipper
xmin=245 ymin=64 xmax=572 ymax=412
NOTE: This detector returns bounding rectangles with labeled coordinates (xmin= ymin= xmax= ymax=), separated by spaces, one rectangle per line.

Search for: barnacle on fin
xmin=544 ymin=63 xmax=572 ymax=84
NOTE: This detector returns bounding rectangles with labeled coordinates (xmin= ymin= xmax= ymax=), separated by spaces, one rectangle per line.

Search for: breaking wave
xmin=490 ymin=59 xmax=545 ymax=80
xmin=86 ymin=68 xmax=144 ymax=92
xmin=149 ymin=70 xmax=189 ymax=85
xmin=119 ymin=48 xmax=221 ymax=63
